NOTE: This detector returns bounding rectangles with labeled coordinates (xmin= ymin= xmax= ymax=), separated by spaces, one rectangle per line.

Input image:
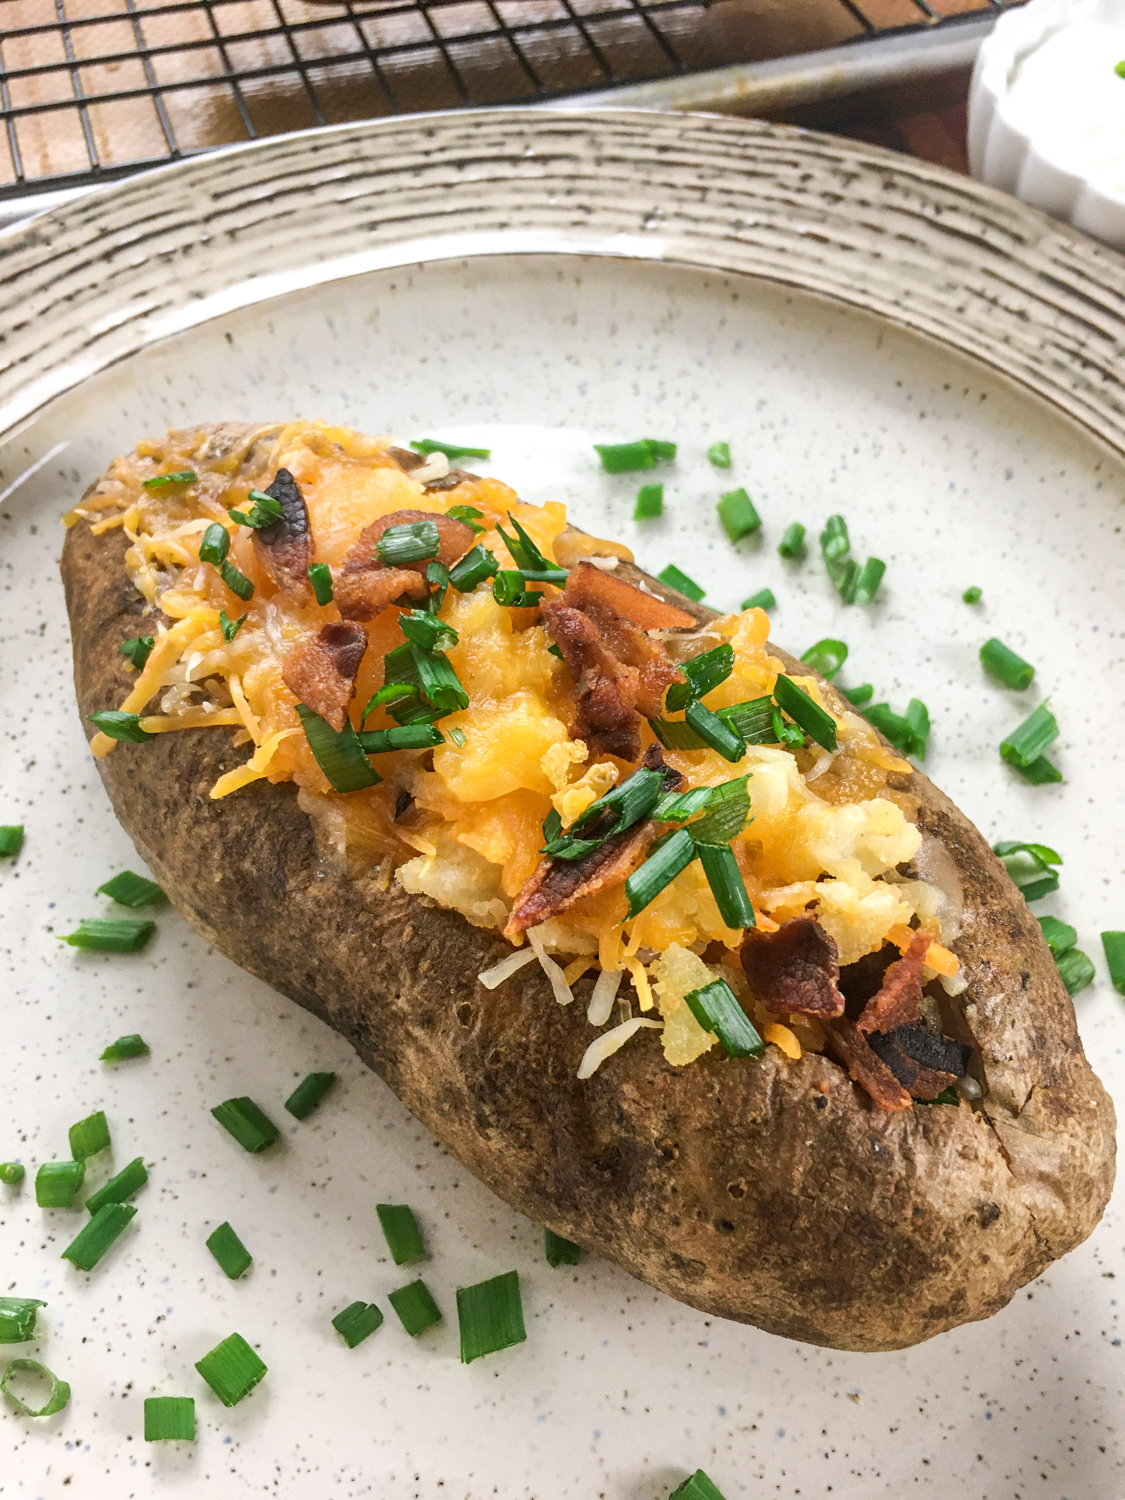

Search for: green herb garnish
xmin=777 ymin=522 xmax=805 ymax=559
xmin=0 ymin=1163 xmax=26 ymax=1186
xmin=228 ymin=490 xmax=283 ymax=529
xmin=717 ymin=488 xmax=761 ymax=543
xmin=219 ymin=561 xmax=254 ymax=600
xmin=841 ymin=683 xmax=873 ymax=706
xmin=624 ymin=828 xmax=696 ymax=918
xmin=457 ymin=1270 xmax=526 ymax=1363
xmin=88 ymin=711 xmax=154 ymax=744
xmin=332 ymin=1301 xmax=384 ymax=1348
xmin=206 ymin=1221 xmax=252 ymax=1280
xmin=100 ymin=1033 xmax=149 ymax=1062
xmin=284 ymin=1071 xmax=336 ymax=1120
xmin=1000 ymin=703 xmax=1059 ymax=775
xmin=118 ymin=636 xmax=154 ymax=670
xmin=446 ymin=505 xmax=485 ymax=533
xmin=1037 ymin=915 xmax=1076 ymax=957
xmin=594 ymin=439 xmax=676 ymax=473
xmin=683 ymin=978 xmax=763 ymax=1057
xmin=86 ymin=1156 xmax=147 ymax=1215
xmin=980 ymin=637 xmax=1034 ymax=691
xmin=61 ymin=1202 xmax=136 ymax=1271
xmin=388 ymin=1280 xmax=442 ymax=1337
xmin=377 ymin=1204 xmax=425 ymax=1266
xmin=634 ymin=483 xmax=664 ymax=520
xmin=0 ymin=1298 xmax=44 ymax=1343
xmin=69 ymin=1110 xmax=110 ymax=1160
xmin=1056 ymin=947 xmax=1095 ymax=997
xmin=544 ymin=1229 xmax=581 ymax=1267
xmin=707 ymin=441 xmax=731 ymax=469
xmin=665 ymin=644 xmax=734 ymax=713
xmin=142 ymin=471 xmax=196 ymax=490
xmin=696 ymin=843 xmax=755 ymax=931
xmin=34 ymin=1160 xmax=85 ymax=1207
xmin=1102 ymin=931 xmax=1125 ymax=994
xmin=800 ymin=638 xmax=847 ymax=681
xmin=0 ymin=825 xmax=25 ymax=858
xmin=60 ymin=918 xmax=156 ymax=951
xmin=1 ymin=1359 xmax=70 ymax=1417
xmin=198 ymin=523 xmax=230 ymax=566
xmin=308 ymin=562 xmax=334 ymax=605
xmin=741 ymin=587 xmax=775 ymax=611
xmin=376 ymin=519 xmax=440 ymax=567
xmin=669 ymin=1470 xmax=727 ymax=1500
xmin=195 ymin=1332 xmax=266 ymax=1407
xmin=210 ymin=1097 xmax=279 ymax=1154
xmin=449 ymin=544 xmax=499 ymax=592
xmin=297 ymin=704 xmax=382 ymax=792
xmin=773 ymin=675 xmax=837 ymax=752
xmin=993 ymin=839 xmax=1062 ymax=902
xmin=97 ymin=870 xmax=166 ymax=907
xmin=962 ymin=585 xmax=982 ymax=604
xmin=657 ymin=564 xmax=705 ymax=601
xmin=144 ymin=1396 xmax=195 ymax=1441
xmin=865 ymin=699 xmax=929 ymax=759
xmin=220 ymin=609 xmax=247 ymax=642
xmin=410 ymin=438 xmax=491 ymax=461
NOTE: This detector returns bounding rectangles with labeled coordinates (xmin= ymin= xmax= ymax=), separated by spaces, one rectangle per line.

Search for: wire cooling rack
xmin=1 ymin=0 xmax=1008 ymax=201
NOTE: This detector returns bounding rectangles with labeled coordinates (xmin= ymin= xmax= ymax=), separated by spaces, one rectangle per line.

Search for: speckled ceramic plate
xmin=2 ymin=111 xmax=1125 ymax=1500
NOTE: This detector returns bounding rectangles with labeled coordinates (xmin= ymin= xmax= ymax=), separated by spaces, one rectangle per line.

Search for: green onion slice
xmin=86 ymin=1156 xmax=148 ymax=1215
xmin=1101 ymin=931 xmax=1125 ymax=995
xmin=593 ymin=440 xmax=656 ymax=473
xmin=332 ymin=1301 xmax=384 ymax=1348
xmin=706 ymin=441 xmax=731 ymax=469
xmin=652 ymin=785 xmax=715 ymax=822
xmin=717 ymin=488 xmax=761 ymax=543
xmin=800 ymin=638 xmax=847 ymax=681
xmin=544 ymin=1229 xmax=581 ymax=1267
xmin=457 ymin=1269 xmax=526 ymax=1364
xmin=61 ymin=1202 xmax=136 ymax=1271
xmin=219 ymin=560 xmax=254 ymax=600
xmin=495 ymin=513 xmax=561 ymax=578
xmin=398 ymin=608 xmax=458 ymax=653
xmin=684 ymin=978 xmax=764 ymax=1058
xmin=195 ymin=1332 xmax=267 ymax=1407
xmin=198 ymin=523 xmax=230 ymax=566
xmin=388 ymin=1279 xmax=442 ymax=1337
xmin=1 ymin=1359 xmax=70 ymax=1417
xmin=220 ymin=609 xmax=247 ymax=642
xmin=0 ymin=1298 xmax=45 ymax=1344
xmin=35 ymin=1160 xmax=85 ymax=1208
xmin=144 ymin=1395 xmax=195 ymax=1441
xmin=541 ymin=764 xmax=665 ymax=862
xmin=0 ymin=1162 xmax=26 ymax=1185
xmin=820 ymin=514 xmax=850 ymax=564
xmin=962 ymin=585 xmax=982 ymax=604
xmin=284 ymin=1071 xmax=336 ymax=1120
xmin=741 ymin=587 xmax=776 ymax=612
xmin=1055 ymin=946 xmax=1095 ymax=997
xmin=118 ymin=635 xmax=154 ymax=670
xmin=696 ymin=843 xmax=756 ymax=931
xmin=980 ymin=637 xmax=1034 ymax=691
xmin=624 ymin=827 xmax=696 ymax=918
xmin=718 ymin=696 xmax=776 ymax=745
xmin=841 ymin=683 xmax=873 ymax=706
xmin=1037 ymin=915 xmax=1077 ymax=957
xmin=143 ymin=471 xmax=197 ymax=490
xmin=993 ymin=840 xmax=1061 ymax=902
xmin=410 ymin=437 xmax=491 ymax=460
xmin=904 ymin=698 xmax=930 ymax=760
xmin=852 ymin=556 xmax=885 ymax=605
xmin=0 ymin=825 xmax=24 ymax=858
xmin=308 ymin=562 xmax=334 ymax=605
xmin=688 ymin=777 xmax=750 ymax=845
xmin=657 ymin=564 xmax=705 ymax=601
xmin=634 ymin=483 xmax=664 ymax=520
xmin=376 ymin=1203 xmax=425 ymax=1265
xmin=864 ymin=702 xmax=921 ymax=758
xmin=647 ymin=717 xmax=707 ymax=751
xmin=669 ymin=1469 xmax=728 ymax=1500
xmin=684 ymin=700 xmax=746 ymax=762
xmin=493 ymin=569 xmax=539 ymax=608
xmin=426 ymin=559 xmax=450 ymax=613
xmin=87 ymin=711 xmax=154 ymax=744
xmin=777 ymin=522 xmax=806 ymax=559
xmin=666 ymin=644 xmax=734 ymax=713
xmin=1000 ymin=703 xmax=1058 ymax=770
xmin=360 ymin=682 xmax=419 ymax=723
xmin=773 ymin=675 xmax=838 ymax=752
xmin=228 ymin=490 xmax=283 ymax=529
xmin=210 ymin=1097 xmax=279 ymax=1154
xmin=771 ymin=705 xmax=805 ymax=749
xmin=100 ymin=1033 xmax=149 ymax=1062
xmin=96 ymin=870 xmax=166 ymax=907
xmin=411 ymin=645 xmax=469 ymax=714
xmin=206 ymin=1221 xmax=252 ymax=1280
xmin=69 ymin=1110 xmax=110 ymax=1160
xmin=446 ymin=504 xmax=485 ymax=532
xmin=376 ymin=519 xmax=440 ymax=567
xmin=448 ymin=726 xmax=467 ymax=747
xmin=297 ymin=704 xmax=382 ymax=792
xmin=60 ymin=918 xmax=156 ymax=951
xmin=449 ymin=543 xmax=499 ymax=592
xmin=1015 ymin=754 xmax=1063 ymax=785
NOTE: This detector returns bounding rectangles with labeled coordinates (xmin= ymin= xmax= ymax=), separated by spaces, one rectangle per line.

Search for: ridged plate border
xmin=2 ymin=109 xmax=1125 ymax=455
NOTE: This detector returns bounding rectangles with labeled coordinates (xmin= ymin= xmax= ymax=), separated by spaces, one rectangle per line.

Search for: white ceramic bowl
xmin=969 ymin=0 xmax=1125 ymax=246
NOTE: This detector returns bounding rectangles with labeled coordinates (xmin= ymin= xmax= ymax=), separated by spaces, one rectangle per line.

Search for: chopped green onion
xmin=493 ymin=569 xmax=543 ymax=608
xmin=100 ymin=1033 xmax=149 ymax=1062
xmin=773 ymin=675 xmax=838 ymax=752
xmin=360 ymin=683 xmax=418 ymax=724
xmin=841 ymin=683 xmax=873 ymax=706
xmin=35 ymin=1160 xmax=85 ymax=1208
xmin=426 ymin=560 xmax=450 ymax=613
xmin=716 ymin=488 xmax=761 ymax=543
xmin=800 ymin=638 xmax=847 ymax=681
xmin=0 ymin=1162 xmax=25 ymax=1186
xmin=297 ymin=704 xmax=382 ymax=792
xmin=717 ymin=696 xmax=775 ymax=745
xmin=198 ymin=523 xmax=230 ymax=567
xmin=143 ymin=471 xmax=197 ymax=490
xmin=833 ymin=558 xmax=861 ymax=602
xmin=376 ymin=519 xmax=440 ymax=567
xmin=1101 ymin=931 xmax=1125 ymax=994
xmin=284 ymin=1071 xmax=336 ymax=1120
xmin=448 ymin=726 xmax=467 ymax=747
xmin=308 ymin=562 xmax=334 ymax=605
xmin=60 ymin=918 xmax=156 ymax=951
xmin=61 ymin=1202 xmax=136 ymax=1271
xmin=206 ymin=1221 xmax=252 ymax=1280
xmin=411 ymin=645 xmax=469 ymax=714
xmin=771 ymin=705 xmax=805 ymax=749
xmin=544 ymin=1229 xmax=581 ymax=1267
xmin=647 ymin=439 xmax=677 ymax=460
xmin=864 ymin=701 xmax=928 ymax=759
xmin=980 ymin=638 xmax=1034 ymax=691
xmin=1116 ymin=59 xmax=1125 ymax=77
xmin=647 ymin=717 xmax=707 ymax=751
xmin=410 ymin=438 xmax=491 ymax=460
xmin=220 ymin=610 xmax=247 ymax=642
xmin=542 ymin=807 xmax=563 ymax=843
xmin=706 ymin=441 xmax=731 ymax=469
xmin=669 ymin=1470 xmax=728 ymax=1500
xmin=993 ymin=840 xmax=1062 ymax=902
xmin=1 ymin=1359 xmax=70 ymax=1417
xmin=144 ymin=1395 xmax=195 ymax=1441
xmin=684 ymin=700 xmax=746 ymax=762
xmin=210 ymin=1097 xmax=279 ymax=1154
xmin=666 ymin=644 xmax=734 ymax=713
xmin=219 ymin=560 xmax=254 ymax=600
xmin=87 ymin=711 xmax=154 ymax=744
xmin=657 ymin=564 xmax=705 ymax=601
xmin=820 ymin=514 xmax=849 ymax=564
xmin=391 ymin=696 xmax=445 ymax=728
xmin=97 ymin=870 xmax=166 ymax=907
xmin=1000 ymin=703 xmax=1058 ymax=770
xmin=684 ymin=978 xmax=764 ymax=1058
xmin=1055 ymin=947 xmax=1095 ymax=997
xmin=332 ymin=1301 xmax=384 ymax=1348
xmin=542 ymin=765 xmax=664 ymax=862
xmin=228 ymin=490 xmax=283 ymax=529
xmin=652 ymin=785 xmax=718 ymax=822
xmin=741 ymin=587 xmax=776 ymax=611
xmin=449 ymin=543 xmax=499 ymax=592
xmin=0 ymin=1298 xmax=44 ymax=1343
xmin=1037 ymin=915 xmax=1077 ymax=957
xmin=69 ymin=1110 xmax=110 ymax=1160
xmin=634 ymin=483 xmax=664 ymax=520
xmin=0 ymin=825 xmax=24 ymax=858
xmin=446 ymin=504 xmax=485 ymax=532
xmin=624 ymin=827 xmax=696 ymax=918
xmin=86 ymin=1156 xmax=147 ymax=1215
xmin=594 ymin=440 xmax=673 ymax=473
xmin=688 ymin=777 xmax=750 ymax=845
xmin=962 ymin=586 xmax=982 ymax=604
xmin=904 ymin=697 xmax=930 ymax=760
xmin=777 ymin=522 xmax=806 ymax=559
xmin=195 ymin=1332 xmax=267 ymax=1407
xmin=1015 ymin=754 xmax=1063 ymax=785
xmin=388 ymin=1279 xmax=442 ymax=1336
xmin=495 ymin=514 xmax=562 ymax=578
xmin=118 ymin=636 xmax=154 ymax=670
xmin=852 ymin=556 xmax=886 ymax=605
xmin=376 ymin=1203 xmax=425 ymax=1265
xmin=457 ymin=1270 xmax=526 ymax=1364
xmin=398 ymin=609 xmax=458 ymax=653
xmin=696 ymin=843 xmax=755 ymax=931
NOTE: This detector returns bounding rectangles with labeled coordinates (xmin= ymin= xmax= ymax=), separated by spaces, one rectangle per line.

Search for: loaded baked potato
xmin=60 ymin=420 xmax=1115 ymax=1352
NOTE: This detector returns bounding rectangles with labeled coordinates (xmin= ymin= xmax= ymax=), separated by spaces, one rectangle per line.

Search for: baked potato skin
xmin=61 ymin=434 xmax=1115 ymax=1351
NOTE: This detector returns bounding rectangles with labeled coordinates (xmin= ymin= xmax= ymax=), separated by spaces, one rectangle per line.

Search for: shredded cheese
xmin=210 ymin=727 xmax=300 ymax=800
xmin=528 ymin=926 xmax=574 ymax=1006
xmin=478 ymin=947 xmax=538 ymax=990
xmin=762 ymin=1022 xmax=802 ymax=1060
xmin=577 ymin=1017 xmax=662 ymax=1079
xmin=625 ymin=957 xmax=654 ymax=1013
xmin=587 ymin=968 xmax=622 ymax=1026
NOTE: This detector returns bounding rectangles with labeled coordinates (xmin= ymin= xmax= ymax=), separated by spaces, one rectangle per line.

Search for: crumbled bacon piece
xmin=504 ymin=821 xmax=656 ymax=939
xmin=334 ymin=507 xmax=476 ymax=622
xmin=543 ymin=563 xmax=685 ymax=761
xmin=826 ymin=1018 xmax=913 ymax=1112
xmin=740 ymin=917 xmax=845 ymax=1018
xmin=866 ymin=1034 xmax=958 ymax=1101
xmin=564 ymin=562 xmax=698 ymax=632
xmin=387 ymin=447 xmax=425 ymax=472
xmin=335 ymin=566 xmax=428 ymax=621
xmin=252 ymin=468 xmax=312 ymax=604
xmin=857 ymin=928 xmax=934 ymax=1035
xmin=282 ymin=621 xmax=367 ymax=731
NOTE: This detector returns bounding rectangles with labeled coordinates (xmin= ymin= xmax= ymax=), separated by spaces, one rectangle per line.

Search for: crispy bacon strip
xmin=504 ymin=822 xmax=656 ymax=940
xmin=543 ymin=563 xmax=684 ymax=761
xmin=826 ymin=1018 xmax=913 ymax=1112
xmin=252 ymin=468 xmax=312 ymax=604
xmin=281 ymin=621 xmax=367 ymax=732
xmin=866 ymin=1035 xmax=957 ymax=1101
xmin=740 ymin=917 xmax=845 ymax=1019
xmin=857 ymin=927 xmax=934 ymax=1034
xmin=335 ymin=507 xmax=476 ymax=622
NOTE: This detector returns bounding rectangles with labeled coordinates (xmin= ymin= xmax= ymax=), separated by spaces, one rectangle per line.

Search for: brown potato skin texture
xmin=61 ymin=431 xmax=1115 ymax=1351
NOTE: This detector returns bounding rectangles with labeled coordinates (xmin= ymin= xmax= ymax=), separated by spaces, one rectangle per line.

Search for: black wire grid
xmin=0 ymin=0 xmax=1004 ymax=200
